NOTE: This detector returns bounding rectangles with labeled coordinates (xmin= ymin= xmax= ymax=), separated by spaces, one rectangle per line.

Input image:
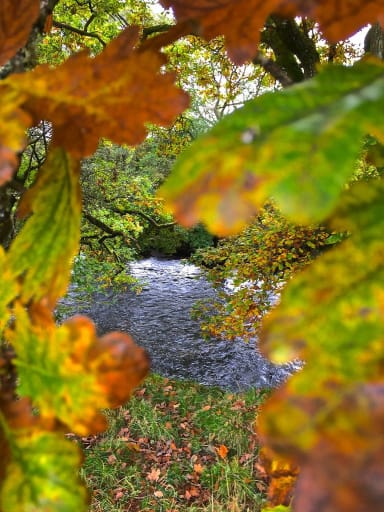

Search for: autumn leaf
xmin=9 ymin=308 xmax=149 ymax=436
xmin=257 ymin=180 xmax=384 ymax=509
xmin=262 ymin=506 xmax=291 ymax=512
xmin=0 ymin=247 xmax=18 ymax=335
xmin=0 ymin=87 xmax=31 ymax=185
xmin=0 ymin=0 xmax=40 ymax=67
xmin=216 ymin=444 xmax=228 ymax=459
xmin=4 ymin=26 xmax=189 ymax=158
xmin=0 ymin=392 xmax=87 ymax=511
xmin=160 ymin=0 xmax=280 ymax=64
xmin=260 ymin=383 xmax=384 ymax=512
xmin=193 ymin=463 xmax=204 ymax=474
xmin=147 ymin=467 xmax=161 ymax=482
xmin=257 ymin=447 xmax=299 ymax=507
xmin=160 ymin=0 xmax=383 ymax=64
xmin=1 ymin=430 xmax=87 ymax=512
xmin=7 ymin=148 xmax=81 ymax=308
xmin=279 ymin=0 xmax=384 ymax=42
xmin=261 ymin=179 xmax=384 ymax=379
xmin=185 ymin=486 xmax=201 ymax=499
xmin=160 ymin=59 xmax=384 ymax=235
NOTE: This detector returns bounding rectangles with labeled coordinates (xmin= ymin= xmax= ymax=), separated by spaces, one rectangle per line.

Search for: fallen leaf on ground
xmin=147 ymin=467 xmax=161 ymax=482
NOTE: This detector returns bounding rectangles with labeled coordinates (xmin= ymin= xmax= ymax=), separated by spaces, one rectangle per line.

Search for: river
xmin=71 ymin=258 xmax=300 ymax=390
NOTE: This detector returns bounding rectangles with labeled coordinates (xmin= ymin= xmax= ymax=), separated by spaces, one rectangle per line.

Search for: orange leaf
xmin=260 ymin=383 xmax=384 ymax=511
xmin=185 ymin=487 xmax=200 ymax=500
xmin=160 ymin=0 xmax=280 ymax=64
xmin=0 ymin=0 xmax=40 ymax=67
xmin=292 ymin=383 xmax=384 ymax=512
xmin=7 ymin=27 xmax=189 ymax=158
xmin=279 ymin=0 xmax=384 ymax=42
xmin=257 ymin=447 xmax=299 ymax=507
xmin=10 ymin=309 xmax=149 ymax=435
xmin=216 ymin=444 xmax=228 ymax=459
xmin=68 ymin=322 xmax=150 ymax=409
xmin=193 ymin=463 xmax=204 ymax=474
xmin=161 ymin=0 xmax=383 ymax=64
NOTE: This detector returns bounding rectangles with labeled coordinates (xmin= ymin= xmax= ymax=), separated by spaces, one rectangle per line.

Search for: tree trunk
xmin=364 ymin=23 xmax=384 ymax=59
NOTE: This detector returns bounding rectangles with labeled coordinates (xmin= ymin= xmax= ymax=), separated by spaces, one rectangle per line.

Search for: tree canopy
xmin=0 ymin=1 xmax=384 ymax=511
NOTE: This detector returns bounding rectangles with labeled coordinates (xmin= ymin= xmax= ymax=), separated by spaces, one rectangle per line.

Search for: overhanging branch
xmin=112 ymin=206 xmax=176 ymax=229
xmin=53 ymin=20 xmax=106 ymax=47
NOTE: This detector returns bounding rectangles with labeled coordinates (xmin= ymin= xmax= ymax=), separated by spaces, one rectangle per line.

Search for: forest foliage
xmin=0 ymin=1 xmax=384 ymax=511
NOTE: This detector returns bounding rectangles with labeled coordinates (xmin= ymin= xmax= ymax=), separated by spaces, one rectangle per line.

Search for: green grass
xmin=75 ymin=374 xmax=270 ymax=511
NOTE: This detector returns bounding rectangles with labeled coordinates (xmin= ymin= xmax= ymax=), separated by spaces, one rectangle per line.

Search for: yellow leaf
xmin=7 ymin=148 xmax=81 ymax=308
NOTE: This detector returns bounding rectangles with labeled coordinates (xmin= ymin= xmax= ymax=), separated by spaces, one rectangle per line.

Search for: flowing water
xmin=73 ymin=258 xmax=300 ymax=390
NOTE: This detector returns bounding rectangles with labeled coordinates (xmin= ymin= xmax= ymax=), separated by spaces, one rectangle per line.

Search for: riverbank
xmin=76 ymin=373 xmax=269 ymax=511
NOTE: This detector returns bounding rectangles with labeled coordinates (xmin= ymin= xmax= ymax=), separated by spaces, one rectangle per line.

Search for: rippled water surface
xmin=76 ymin=258 xmax=300 ymax=390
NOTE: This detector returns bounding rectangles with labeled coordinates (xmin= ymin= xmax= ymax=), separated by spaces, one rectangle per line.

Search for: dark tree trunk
xmin=364 ymin=23 xmax=384 ymax=59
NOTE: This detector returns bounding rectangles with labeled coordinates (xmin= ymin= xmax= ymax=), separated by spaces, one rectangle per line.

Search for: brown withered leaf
xmin=161 ymin=0 xmax=383 ymax=64
xmin=160 ymin=0 xmax=280 ymax=64
xmin=279 ymin=0 xmax=384 ymax=42
xmin=6 ymin=26 xmax=189 ymax=158
xmin=146 ymin=467 xmax=161 ymax=482
xmin=0 ymin=0 xmax=40 ymax=67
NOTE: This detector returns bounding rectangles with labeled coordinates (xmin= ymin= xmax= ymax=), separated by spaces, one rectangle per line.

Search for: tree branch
xmin=53 ymin=21 xmax=106 ymax=47
xmin=82 ymin=212 xmax=142 ymax=252
xmin=83 ymin=212 xmax=126 ymax=238
xmin=141 ymin=24 xmax=174 ymax=40
xmin=112 ymin=207 xmax=176 ymax=228
xmin=252 ymin=51 xmax=293 ymax=87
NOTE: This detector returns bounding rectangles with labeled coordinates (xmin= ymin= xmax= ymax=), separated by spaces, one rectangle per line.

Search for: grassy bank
xmin=75 ymin=374 xmax=269 ymax=511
